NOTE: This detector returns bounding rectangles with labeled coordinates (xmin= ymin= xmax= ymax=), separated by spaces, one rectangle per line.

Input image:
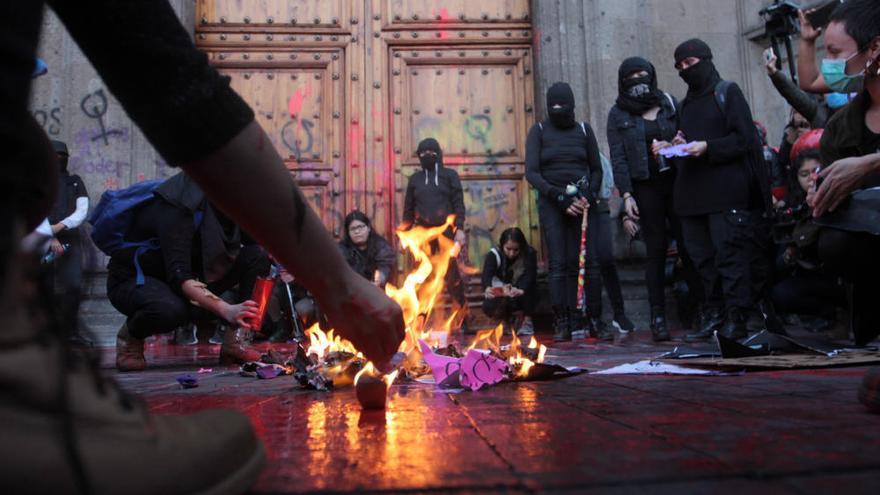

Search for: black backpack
xmin=713 ymin=81 xmax=773 ymax=215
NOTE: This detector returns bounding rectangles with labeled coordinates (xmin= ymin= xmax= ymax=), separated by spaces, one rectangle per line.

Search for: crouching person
xmin=481 ymin=228 xmax=539 ymax=336
xmin=107 ymin=173 xmax=270 ymax=371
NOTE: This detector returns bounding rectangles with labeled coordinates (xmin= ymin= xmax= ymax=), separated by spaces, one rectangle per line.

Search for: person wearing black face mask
xmin=607 ymin=57 xmax=704 ymax=342
xmin=46 ymin=140 xmax=91 ymax=346
xmin=525 ymin=82 xmax=606 ymax=342
xmin=670 ymin=39 xmax=768 ymax=342
xmin=401 ymin=137 xmax=469 ymax=329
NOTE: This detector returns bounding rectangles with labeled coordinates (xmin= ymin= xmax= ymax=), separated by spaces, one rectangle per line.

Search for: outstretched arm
xmin=183 ymin=123 xmax=405 ymax=368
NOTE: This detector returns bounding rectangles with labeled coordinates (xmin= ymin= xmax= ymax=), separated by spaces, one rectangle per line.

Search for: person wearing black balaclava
xmin=400 ymin=137 xmax=469 ymax=329
xmin=525 ymin=82 xmax=607 ymax=342
xmin=46 ymin=140 xmax=90 ymax=345
xmin=607 ymin=57 xmax=703 ymax=342
xmin=108 ymin=172 xmax=271 ymax=371
xmin=670 ymin=39 xmax=766 ymax=342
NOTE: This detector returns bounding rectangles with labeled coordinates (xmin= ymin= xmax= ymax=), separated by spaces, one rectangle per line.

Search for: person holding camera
xmin=607 ymin=57 xmax=702 ymax=342
xmin=525 ymin=82 xmax=608 ymax=342
xmin=481 ymin=227 xmax=538 ymax=336
xmin=770 ymin=147 xmax=846 ymax=330
xmin=670 ymin=39 xmax=769 ymax=342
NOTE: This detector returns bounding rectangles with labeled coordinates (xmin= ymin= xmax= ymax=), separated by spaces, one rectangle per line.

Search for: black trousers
xmin=428 ymin=238 xmax=466 ymax=308
xmin=632 ymin=175 xmax=703 ymax=312
xmin=771 ymin=271 xmax=844 ymax=319
xmin=587 ymin=204 xmax=625 ymax=317
xmin=538 ymin=196 xmax=600 ymax=311
xmin=107 ymin=244 xmax=270 ymax=339
xmin=482 ymin=290 xmax=537 ymax=321
xmin=52 ymin=235 xmax=84 ymax=336
xmin=817 ymin=227 xmax=880 ymax=345
xmin=679 ymin=210 xmax=753 ymax=312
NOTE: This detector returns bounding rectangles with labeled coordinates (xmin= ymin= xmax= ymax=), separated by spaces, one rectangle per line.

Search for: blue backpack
xmin=89 ymin=179 xmax=179 ymax=285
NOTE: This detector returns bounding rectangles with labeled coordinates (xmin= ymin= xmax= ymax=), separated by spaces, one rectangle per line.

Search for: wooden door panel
xmin=383 ymin=0 xmax=530 ymax=24
xmin=210 ymin=46 xmax=346 ymax=235
xmin=198 ymin=0 xmax=348 ymax=29
xmin=390 ymin=45 xmax=536 ymax=264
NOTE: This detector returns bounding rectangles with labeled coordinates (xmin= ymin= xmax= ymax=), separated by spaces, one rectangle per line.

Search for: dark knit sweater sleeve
xmin=525 ymin=124 xmax=559 ymax=199
xmin=705 ymin=83 xmax=754 ymax=165
xmin=48 ymin=0 xmax=254 ymax=165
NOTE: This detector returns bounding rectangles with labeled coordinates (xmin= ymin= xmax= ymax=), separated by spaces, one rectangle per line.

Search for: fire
xmin=384 ymin=215 xmax=461 ymax=354
xmin=305 ymin=323 xmax=361 ymax=360
xmin=300 ymin=213 xmax=546 ymax=395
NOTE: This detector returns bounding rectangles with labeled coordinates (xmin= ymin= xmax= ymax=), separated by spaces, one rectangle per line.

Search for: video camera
xmin=760 ymin=0 xmax=801 ymax=38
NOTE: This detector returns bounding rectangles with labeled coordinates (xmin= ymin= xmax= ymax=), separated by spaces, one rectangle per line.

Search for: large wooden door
xmin=195 ymin=0 xmax=536 ymax=266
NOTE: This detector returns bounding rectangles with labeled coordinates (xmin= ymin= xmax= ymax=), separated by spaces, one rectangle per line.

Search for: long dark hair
xmin=343 ymin=211 xmax=376 ymax=247
xmin=498 ymin=227 xmax=529 ymax=258
xmin=786 ymin=149 xmax=821 ymax=207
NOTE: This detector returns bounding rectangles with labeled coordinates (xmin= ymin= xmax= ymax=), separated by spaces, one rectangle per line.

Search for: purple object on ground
xmin=176 ymin=374 xmax=199 ymax=389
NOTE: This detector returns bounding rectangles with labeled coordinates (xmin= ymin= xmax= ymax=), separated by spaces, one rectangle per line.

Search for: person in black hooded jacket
xmin=607 ymin=57 xmax=703 ymax=341
xmin=107 ymin=172 xmax=271 ymax=371
xmin=401 ymin=138 xmax=468 ymax=326
xmin=525 ymin=82 xmax=607 ymax=342
xmin=670 ymin=39 xmax=764 ymax=342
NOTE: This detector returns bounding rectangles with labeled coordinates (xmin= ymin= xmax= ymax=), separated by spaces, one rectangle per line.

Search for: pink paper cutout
xmin=419 ymin=340 xmax=462 ymax=387
xmin=459 ymin=350 xmax=507 ymax=391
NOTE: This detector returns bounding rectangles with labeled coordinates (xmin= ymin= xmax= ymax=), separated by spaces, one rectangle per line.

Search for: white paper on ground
xmin=595 ymin=360 xmax=741 ymax=376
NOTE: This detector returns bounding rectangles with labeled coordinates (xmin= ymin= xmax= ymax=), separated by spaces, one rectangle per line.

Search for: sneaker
xmin=516 ymin=316 xmax=535 ymax=336
xmin=173 ymin=324 xmax=198 ymax=346
xmin=589 ymin=318 xmax=615 ymax=342
xmin=115 ymin=323 xmax=146 ymax=372
xmin=209 ymin=324 xmax=227 ymax=345
xmin=612 ymin=314 xmax=635 ymax=334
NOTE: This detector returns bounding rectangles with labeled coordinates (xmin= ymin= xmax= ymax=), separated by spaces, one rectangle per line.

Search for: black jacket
xmin=525 ymin=121 xmax=602 ymax=206
xmin=401 ymin=165 xmax=466 ymax=231
xmin=480 ymin=246 xmax=538 ymax=293
xmin=48 ymin=171 xmax=88 ymax=242
xmin=339 ymin=235 xmax=396 ymax=288
xmin=607 ymin=93 xmax=679 ymax=195
xmin=675 ymin=82 xmax=756 ymax=216
xmin=820 ymin=90 xmax=880 ymax=188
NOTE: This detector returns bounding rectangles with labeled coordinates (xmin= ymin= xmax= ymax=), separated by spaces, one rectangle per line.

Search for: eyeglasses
xmin=349 ymin=224 xmax=369 ymax=233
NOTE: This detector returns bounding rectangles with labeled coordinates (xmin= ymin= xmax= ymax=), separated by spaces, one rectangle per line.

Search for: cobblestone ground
xmin=105 ymin=329 xmax=880 ymax=494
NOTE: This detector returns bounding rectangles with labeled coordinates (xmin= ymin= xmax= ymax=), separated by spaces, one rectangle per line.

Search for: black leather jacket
xmin=606 ymin=93 xmax=679 ymax=195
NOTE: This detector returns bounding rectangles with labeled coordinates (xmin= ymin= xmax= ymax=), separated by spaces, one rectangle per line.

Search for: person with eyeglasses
xmin=339 ymin=211 xmax=395 ymax=289
xmin=400 ymin=138 xmax=469 ymax=331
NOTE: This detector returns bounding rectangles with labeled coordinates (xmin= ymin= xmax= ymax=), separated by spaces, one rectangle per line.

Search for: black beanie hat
xmin=416 ymin=137 xmax=441 ymax=155
xmin=674 ymin=38 xmax=713 ymax=66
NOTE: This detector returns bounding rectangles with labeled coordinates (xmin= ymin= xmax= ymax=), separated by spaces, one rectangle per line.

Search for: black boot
xmin=589 ymin=318 xmax=614 ymax=341
xmin=552 ymin=307 xmax=571 ymax=342
xmin=719 ymin=308 xmax=748 ymax=341
xmin=650 ymin=306 xmax=671 ymax=342
xmin=684 ymin=307 xmax=724 ymax=342
xmin=759 ymin=299 xmax=787 ymax=336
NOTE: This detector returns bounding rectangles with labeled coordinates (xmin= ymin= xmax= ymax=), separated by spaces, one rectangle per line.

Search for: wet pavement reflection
xmin=108 ymin=333 xmax=880 ymax=493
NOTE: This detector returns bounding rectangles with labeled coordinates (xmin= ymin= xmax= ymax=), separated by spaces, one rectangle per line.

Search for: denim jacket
xmin=606 ymin=93 xmax=678 ymax=195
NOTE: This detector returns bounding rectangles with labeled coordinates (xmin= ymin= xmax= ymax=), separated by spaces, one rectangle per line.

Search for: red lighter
xmin=249 ymin=276 xmax=275 ymax=332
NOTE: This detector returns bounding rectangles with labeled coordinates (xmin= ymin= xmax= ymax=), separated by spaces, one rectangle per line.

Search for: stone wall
xmin=531 ymin=0 xmax=796 ymax=154
xmin=28 ymin=1 xmax=196 ymax=272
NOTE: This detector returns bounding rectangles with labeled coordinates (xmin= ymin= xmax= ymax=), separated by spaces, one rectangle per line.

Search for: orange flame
xmin=305 ymin=323 xmax=362 ymax=361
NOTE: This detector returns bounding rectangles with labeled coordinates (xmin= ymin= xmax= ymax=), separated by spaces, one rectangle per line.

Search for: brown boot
xmin=115 ymin=323 xmax=146 ymax=372
xmin=219 ymin=327 xmax=262 ymax=365
xmin=2 ymin=220 xmax=266 ymax=494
